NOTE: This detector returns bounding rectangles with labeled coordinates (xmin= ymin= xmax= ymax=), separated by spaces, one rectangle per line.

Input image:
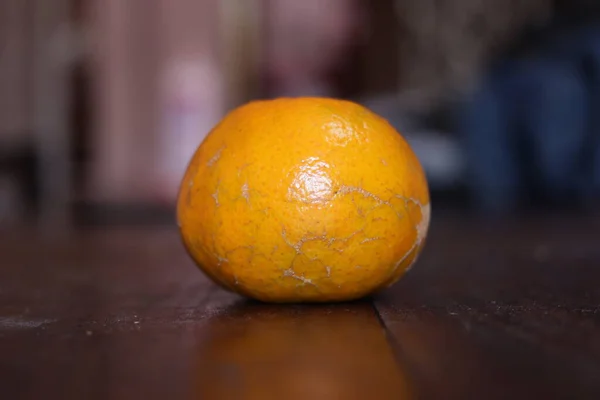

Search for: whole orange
xmin=177 ymin=97 xmax=430 ymax=303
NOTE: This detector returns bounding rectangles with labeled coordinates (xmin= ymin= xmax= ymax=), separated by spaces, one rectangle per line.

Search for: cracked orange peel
xmin=177 ymin=97 xmax=430 ymax=303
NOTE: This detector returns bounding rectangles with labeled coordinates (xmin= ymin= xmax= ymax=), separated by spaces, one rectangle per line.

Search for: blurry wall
xmin=393 ymin=0 xmax=552 ymax=106
xmin=0 ymin=0 xmax=33 ymax=146
xmin=4 ymin=0 xmax=594 ymax=226
xmin=88 ymin=0 xmax=226 ymax=204
xmin=1 ymin=0 xmax=39 ymax=225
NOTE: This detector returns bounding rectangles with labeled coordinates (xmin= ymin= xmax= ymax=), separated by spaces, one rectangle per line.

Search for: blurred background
xmin=1 ymin=0 xmax=600 ymax=230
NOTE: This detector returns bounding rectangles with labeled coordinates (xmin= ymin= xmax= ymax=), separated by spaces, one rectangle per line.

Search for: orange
xmin=177 ymin=97 xmax=430 ymax=303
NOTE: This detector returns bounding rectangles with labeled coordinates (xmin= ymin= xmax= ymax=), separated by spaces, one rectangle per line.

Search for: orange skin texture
xmin=177 ymin=97 xmax=430 ymax=303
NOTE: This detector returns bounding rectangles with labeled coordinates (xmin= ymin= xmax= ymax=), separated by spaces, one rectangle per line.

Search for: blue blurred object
xmin=458 ymin=22 xmax=600 ymax=214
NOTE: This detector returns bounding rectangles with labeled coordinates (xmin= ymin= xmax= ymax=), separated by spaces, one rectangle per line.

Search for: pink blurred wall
xmin=88 ymin=0 xmax=225 ymax=204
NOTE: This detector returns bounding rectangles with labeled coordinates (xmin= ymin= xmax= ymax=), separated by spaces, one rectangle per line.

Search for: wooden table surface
xmin=1 ymin=215 xmax=600 ymax=399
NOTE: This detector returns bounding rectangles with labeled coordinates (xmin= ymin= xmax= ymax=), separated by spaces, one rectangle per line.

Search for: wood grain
xmin=0 ymin=229 xmax=405 ymax=400
xmin=374 ymin=216 xmax=600 ymax=399
xmin=2 ymin=216 xmax=600 ymax=399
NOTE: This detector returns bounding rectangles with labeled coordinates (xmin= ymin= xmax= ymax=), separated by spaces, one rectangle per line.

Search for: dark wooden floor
xmin=1 ymin=214 xmax=600 ymax=399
